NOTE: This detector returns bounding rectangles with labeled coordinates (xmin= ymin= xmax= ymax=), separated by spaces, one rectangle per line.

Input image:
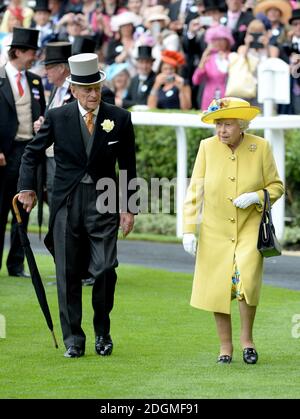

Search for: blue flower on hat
xmin=205 ymin=98 xmax=229 ymax=113
xmin=208 ymin=104 xmax=220 ymax=112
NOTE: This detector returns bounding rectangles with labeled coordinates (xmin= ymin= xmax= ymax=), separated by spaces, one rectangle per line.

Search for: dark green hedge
xmin=134 ymin=125 xmax=300 ymax=233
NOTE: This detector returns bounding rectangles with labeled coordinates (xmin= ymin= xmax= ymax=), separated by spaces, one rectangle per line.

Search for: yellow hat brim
xmin=254 ymin=0 xmax=292 ymax=24
xmin=201 ymin=106 xmax=261 ymax=124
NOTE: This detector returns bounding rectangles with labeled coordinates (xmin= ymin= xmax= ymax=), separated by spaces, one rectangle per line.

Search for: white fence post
xmin=258 ymin=58 xmax=290 ymax=241
xmin=267 ymin=129 xmax=285 ymax=241
xmin=175 ymin=127 xmax=187 ymax=238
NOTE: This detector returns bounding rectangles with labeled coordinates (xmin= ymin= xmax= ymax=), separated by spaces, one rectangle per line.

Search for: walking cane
xmin=12 ymin=194 xmax=58 ymax=348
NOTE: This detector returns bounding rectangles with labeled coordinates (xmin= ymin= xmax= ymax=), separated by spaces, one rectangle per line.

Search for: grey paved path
xmin=4 ymin=234 xmax=300 ymax=291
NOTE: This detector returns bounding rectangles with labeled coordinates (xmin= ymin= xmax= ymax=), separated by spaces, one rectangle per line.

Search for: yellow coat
xmin=183 ymin=133 xmax=284 ymax=314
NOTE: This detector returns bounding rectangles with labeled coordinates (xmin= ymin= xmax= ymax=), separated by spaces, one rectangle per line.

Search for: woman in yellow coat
xmin=183 ymin=97 xmax=284 ymax=364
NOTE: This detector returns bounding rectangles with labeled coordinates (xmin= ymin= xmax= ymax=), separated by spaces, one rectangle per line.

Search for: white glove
xmin=182 ymin=233 xmax=198 ymax=256
xmin=233 ymin=192 xmax=260 ymax=209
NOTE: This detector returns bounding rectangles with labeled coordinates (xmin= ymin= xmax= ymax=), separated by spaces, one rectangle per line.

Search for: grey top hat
xmin=10 ymin=28 xmax=39 ymax=50
xmin=44 ymin=42 xmax=72 ymax=65
xmin=66 ymin=53 xmax=106 ymax=85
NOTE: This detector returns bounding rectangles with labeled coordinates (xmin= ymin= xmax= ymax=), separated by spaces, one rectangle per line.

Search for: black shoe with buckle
xmin=64 ymin=345 xmax=85 ymax=358
xmin=243 ymin=348 xmax=258 ymax=364
xmin=217 ymin=355 xmax=232 ymax=364
xmin=95 ymin=334 xmax=113 ymax=356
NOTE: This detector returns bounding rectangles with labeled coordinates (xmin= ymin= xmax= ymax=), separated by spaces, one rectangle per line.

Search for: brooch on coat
xmin=248 ymin=144 xmax=257 ymax=152
xmin=101 ymin=119 xmax=115 ymax=133
xmin=32 ymin=79 xmax=40 ymax=85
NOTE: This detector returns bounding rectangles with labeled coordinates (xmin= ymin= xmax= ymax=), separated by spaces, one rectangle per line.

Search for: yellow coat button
xmin=230 ymin=155 xmax=236 ymax=160
xmin=231 ymin=238 xmax=235 ymax=242
xmin=228 ymin=176 xmax=235 ymax=181
xmin=228 ymin=197 xmax=233 ymax=201
xmin=229 ymin=217 xmax=235 ymax=222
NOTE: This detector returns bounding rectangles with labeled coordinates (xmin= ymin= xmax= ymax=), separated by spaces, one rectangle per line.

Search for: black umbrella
xmin=12 ymin=194 xmax=58 ymax=349
xmin=36 ymin=161 xmax=45 ymax=240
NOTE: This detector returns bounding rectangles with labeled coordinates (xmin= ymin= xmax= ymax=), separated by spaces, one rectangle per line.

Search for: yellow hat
xmin=254 ymin=0 xmax=292 ymax=25
xmin=201 ymin=97 xmax=261 ymax=124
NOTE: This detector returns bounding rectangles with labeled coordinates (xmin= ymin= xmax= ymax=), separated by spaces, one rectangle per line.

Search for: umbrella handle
xmin=12 ymin=194 xmax=22 ymax=224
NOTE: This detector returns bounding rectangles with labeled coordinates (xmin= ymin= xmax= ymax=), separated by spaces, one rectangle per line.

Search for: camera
xmin=249 ymin=32 xmax=264 ymax=49
xmin=166 ymin=75 xmax=175 ymax=83
xmin=198 ymin=16 xmax=213 ymax=27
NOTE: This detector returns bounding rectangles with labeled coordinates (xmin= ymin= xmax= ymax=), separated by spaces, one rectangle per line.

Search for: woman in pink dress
xmin=192 ymin=25 xmax=234 ymax=111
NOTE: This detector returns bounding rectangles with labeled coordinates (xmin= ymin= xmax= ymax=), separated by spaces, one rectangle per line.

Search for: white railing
xmin=131 ymin=111 xmax=300 ymax=239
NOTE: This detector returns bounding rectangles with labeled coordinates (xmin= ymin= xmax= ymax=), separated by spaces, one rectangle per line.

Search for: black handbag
xmin=257 ymin=189 xmax=282 ymax=258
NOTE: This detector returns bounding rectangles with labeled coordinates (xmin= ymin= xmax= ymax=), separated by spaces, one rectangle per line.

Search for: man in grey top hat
xmin=17 ymin=53 xmax=137 ymax=358
xmin=0 ymin=27 xmax=45 ymax=278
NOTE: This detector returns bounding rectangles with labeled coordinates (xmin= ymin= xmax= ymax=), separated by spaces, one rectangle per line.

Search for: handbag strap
xmin=262 ymin=189 xmax=274 ymax=226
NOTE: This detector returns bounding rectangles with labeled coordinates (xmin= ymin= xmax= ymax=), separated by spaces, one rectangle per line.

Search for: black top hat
xmin=34 ymin=0 xmax=51 ymax=12
xmin=203 ymin=0 xmax=227 ymax=12
xmin=72 ymin=36 xmax=96 ymax=55
xmin=289 ymin=9 xmax=300 ymax=24
xmin=10 ymin=28 xmax=39 ymax=50
xmin=137 ymin=46 xmax=154 ymax=60
xmin=44 ymin=42 xmax=72 ymax=65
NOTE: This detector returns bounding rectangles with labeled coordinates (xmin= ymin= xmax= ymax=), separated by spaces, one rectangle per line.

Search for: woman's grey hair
xmin=214 ymin=119 xmax=250 ymax=132
xmin=237 ymin=119 xmax=250 ymax=132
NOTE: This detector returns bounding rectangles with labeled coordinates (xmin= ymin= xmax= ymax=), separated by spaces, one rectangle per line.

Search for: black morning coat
xmin=18 ymin=100 xmax=137 ymax=256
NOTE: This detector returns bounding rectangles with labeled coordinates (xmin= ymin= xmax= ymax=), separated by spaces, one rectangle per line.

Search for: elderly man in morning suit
xmin=18 ymin=53 xmax=137 ymax=358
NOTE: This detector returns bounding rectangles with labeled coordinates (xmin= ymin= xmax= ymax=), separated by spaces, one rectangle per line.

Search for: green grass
xmin=25 ymin=225 xmax=181 ymax=243
xmin=0 ymin=255 xmax=299 ymax=399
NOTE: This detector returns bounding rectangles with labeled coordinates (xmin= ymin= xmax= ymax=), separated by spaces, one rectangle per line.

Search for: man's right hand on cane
xmin=182 ymin=233 xmax=198 ymax=256
xmin=18 ymin=191 xmax=37 ymax=213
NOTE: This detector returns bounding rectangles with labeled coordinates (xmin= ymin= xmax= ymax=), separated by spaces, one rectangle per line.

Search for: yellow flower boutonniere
xmin=32 ymin=79 xmax=40 ymax=86
xmin=101 ymin=119 xmax=115 ymax=133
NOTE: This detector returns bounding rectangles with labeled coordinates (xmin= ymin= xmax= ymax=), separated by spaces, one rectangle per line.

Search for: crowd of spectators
xmin=1 ymin=0 xmax=300 ymax=113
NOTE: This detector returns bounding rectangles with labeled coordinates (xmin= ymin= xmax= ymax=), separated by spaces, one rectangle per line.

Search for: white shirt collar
xmin=5 ymin=61 xmax=25 ymax=78
xmin=57 ymin=79 xmax=69 ymax=92
xmin=77 ymin=101 xmax=99 ymax=118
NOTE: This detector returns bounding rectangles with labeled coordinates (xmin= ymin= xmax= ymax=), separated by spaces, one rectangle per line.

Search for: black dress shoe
xmin=95 ymin=334 xmax=113 ymax=356
xmin=8 ymin=270 xmax=30 ymax=278
xmin=217 ymin=355 xmax=232 ymax=364
xmin=64 ymin=346 xmax=85 ymax=358
xmin=243 ymin=348 xmax=258 ymax=364
xmin=82 ymin=277 xmax=95 ymax=286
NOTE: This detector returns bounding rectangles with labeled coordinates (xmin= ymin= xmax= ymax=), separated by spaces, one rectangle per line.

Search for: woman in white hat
xmin=183 ymin=97 xmax=284 ymax=364
xmin=106 ymin=11 xmax=141 ymax=76
xmin=138 ymin=6 xmax=181 ymax=72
